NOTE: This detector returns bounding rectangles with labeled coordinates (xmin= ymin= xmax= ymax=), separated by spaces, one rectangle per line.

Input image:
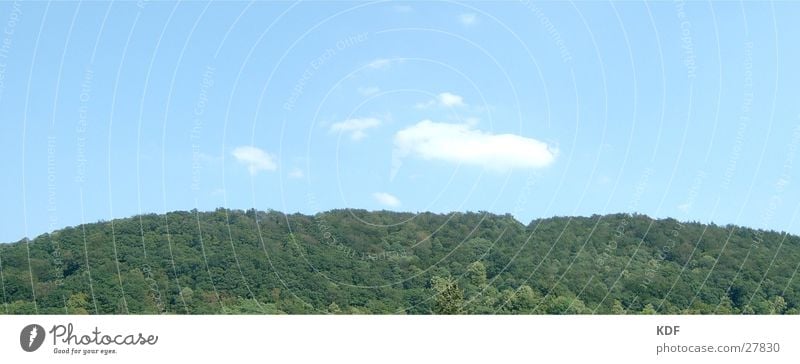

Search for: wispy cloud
xmin=288 ymin=167 xmax=305 ymax=179
xmin=464 ymin=117 xmax=480 ymax=126
xmin=232 ymin=146 xmax=278 ymax=175
xmin=330 ymin=117 xmax=381 ymax=141
xmin=392 ymin=5 xmax=413 ymax=13
xmin=373 ymin=192 xmax=401 ymax=207
xmin=358 ymin=86 xmax=380 ymax=96
xmin=392 ymin=120 xmax=557 ymax=178
xmin=459 ymin=13 xmax=477 ymax=26
xmin=416 ymin=92 xmax=467 ymax=109
xmin=366 ymin=58 xmax=393 ymax=69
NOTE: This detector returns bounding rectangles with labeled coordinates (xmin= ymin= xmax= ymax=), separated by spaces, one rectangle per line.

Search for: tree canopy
xmin=0 ymin=209 xmax=797 ymax=314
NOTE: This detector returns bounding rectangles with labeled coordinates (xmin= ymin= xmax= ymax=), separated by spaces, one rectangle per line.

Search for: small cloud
xmin=330 ymin=117 xmax=381 ymax=141
xmin=392 ymin=5 xmax=413 ymax=13
xmin=464 ymin=117 xmax=480 ymax=126
xmin=373 ymin=192 xmax=401 ymax=207
xmin=232 ymin=146 xmax=278 ymax=175
xmin=438 ymin=92 xmax=464 ymax=107
xmin=392 ymin=120 xmax=557 ymax=178
xmin=416 ymin=92 xmax=467 ymax=109
xmin=414 ymin=101 xmax=433 ymax=109
xmin=459 ymin=13 xmax=477 ymax=26
xmin=677 ymin=202 xmax=692 ymax=213
xmin=367 ymin=58 xmax=392 ymax=69
xmin=358 ymin=86 xmax=380 ymax=96
xmin=597 ymin=175 xmax=612 ymax=185
xmin=288 ymin=167 xmax=305 ymax=179
xmin=196 ymin=152 xmax=222 ymax=164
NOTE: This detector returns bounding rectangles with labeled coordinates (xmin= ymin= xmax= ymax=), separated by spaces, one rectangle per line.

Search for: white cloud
xmin=414 ymin=101 xmax=433 ymax=109
xmin=416 ymin=92 xmax=466 ymax=109
xmin=288 ymin=167 xmax=305 ymax=179
xmin=373 ymin=192 xmax=401 ymax=207
xmin=232 ymin=146 xmax=278 ymax=175
xmin=330 ymin=117 xmax=381 ymax=141
xmin=367 ymin=58 xmax=392 ymax=69
xmin=438 ymin=92 xmax=464 ymax=107
xmin=358 ymin=86 xmax=380 ymax=96
xmin=392 ymin=5 xmax=413 ymax=13
xmin=464 ymin=117 xmax=480 ymax=126
xmin=459 ymin=13 xmax=477 ymax=26
xmin=392 ymin=120 xmax=557 ymax=178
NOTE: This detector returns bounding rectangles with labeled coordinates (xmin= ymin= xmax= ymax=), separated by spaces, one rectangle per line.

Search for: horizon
xmin=3 ymin=207 xmax=796 ymax=244
xmin=2 ymin=2 xmax=800 ymax=243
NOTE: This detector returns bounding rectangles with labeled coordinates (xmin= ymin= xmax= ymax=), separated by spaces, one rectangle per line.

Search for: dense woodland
xmin=0 ymin=209 xmax=798 ymax=314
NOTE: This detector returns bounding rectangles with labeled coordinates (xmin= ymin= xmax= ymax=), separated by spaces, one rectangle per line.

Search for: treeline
xmin=0 ymin=209 xmax=798 ymax=314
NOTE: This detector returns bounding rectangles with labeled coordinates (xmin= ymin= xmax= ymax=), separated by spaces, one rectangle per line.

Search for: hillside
xmin=0 ymin=209 xmax=797 ymax=314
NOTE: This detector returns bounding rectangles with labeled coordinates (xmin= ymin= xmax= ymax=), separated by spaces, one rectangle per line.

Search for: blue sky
xmin=1 ymin=1 xmax=799 ymax=243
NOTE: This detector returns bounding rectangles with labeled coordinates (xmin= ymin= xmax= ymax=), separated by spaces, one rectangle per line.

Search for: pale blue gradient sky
xmin=1 ymin=1 xmax=799 ymax=243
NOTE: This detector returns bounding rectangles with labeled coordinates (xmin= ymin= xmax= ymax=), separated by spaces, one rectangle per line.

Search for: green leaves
xmin=0 ymin=210 xmax=798 ymax=314
xmin=432 ymin=276 xmax=464 ymax=314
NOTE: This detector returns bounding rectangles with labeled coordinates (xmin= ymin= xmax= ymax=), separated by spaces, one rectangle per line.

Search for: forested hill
xmin=0 ymin=209 xmax=798 ymax=315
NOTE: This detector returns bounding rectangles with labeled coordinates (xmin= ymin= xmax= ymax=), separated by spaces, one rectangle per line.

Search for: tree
xmin=716 ymin=296 xmax=736 ymax=314
xmin=611 ymin=300 xmax=626 ymax=314
xmin=498 ymin=289 xmax=518 ymax=313
xmin=466 ymin=261 xmax=487 ymax=287
xmin=271 ymin=288 xmax=281 ymax=308
xmin=515 ymin=285 xmax=540 ymax=312
xmin=770 ymin=296 xmax=787 ymax=314
xmin=1 ymin=209 xmax=799 ymax=315
xmin=66 ymin=293 xmax=91 ymax=314
xmin=432 ymin=276 xmax=464 ymax=314
xmin=180 ymin=287 xmax=194 ymax=302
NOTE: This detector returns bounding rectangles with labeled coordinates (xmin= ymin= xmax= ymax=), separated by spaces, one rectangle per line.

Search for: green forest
xmin=0 ymin=209 xmax=797 ymax=314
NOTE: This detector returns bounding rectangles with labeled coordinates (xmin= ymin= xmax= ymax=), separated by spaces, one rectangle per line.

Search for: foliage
xmin=432 ymin=276 xmax=464 ymax=314
xmin=0 ymin=210 xmax=797 ymax=314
